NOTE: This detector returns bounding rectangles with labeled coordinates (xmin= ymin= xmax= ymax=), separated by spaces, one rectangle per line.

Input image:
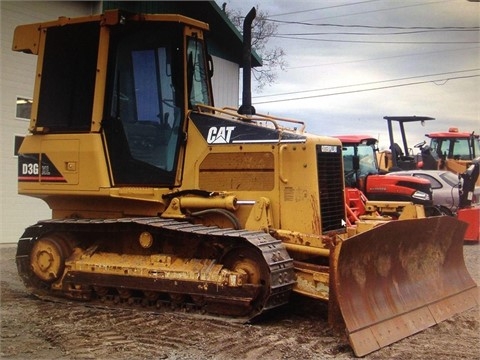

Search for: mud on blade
xmin=332 ymin=216 xmax=479 ymax=357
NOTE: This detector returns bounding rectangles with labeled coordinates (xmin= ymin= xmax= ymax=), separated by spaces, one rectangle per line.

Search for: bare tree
xmin=224 ymin=4 xmax=287 ymax=91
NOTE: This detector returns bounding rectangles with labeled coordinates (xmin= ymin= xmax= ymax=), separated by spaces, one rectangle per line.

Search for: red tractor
xmin=333 ymin=135 xmax=434 ymax=224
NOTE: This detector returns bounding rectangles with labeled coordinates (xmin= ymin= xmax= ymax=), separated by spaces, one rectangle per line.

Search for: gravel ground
xmin=1 ymin=242 xmax=479 ymax=359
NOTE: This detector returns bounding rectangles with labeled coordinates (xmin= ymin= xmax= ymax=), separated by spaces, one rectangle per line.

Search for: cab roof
xmin=333 ymin=135 xmax=377 ymax=146
xmin=13 ymin=10 xmax=210 ymax=55
xmin=426 ymin=128 xmax=478 ymax=139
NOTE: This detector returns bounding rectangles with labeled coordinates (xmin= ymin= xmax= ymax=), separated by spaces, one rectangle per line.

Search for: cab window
xmin=104 ymin=24 xmax=184 ymax=186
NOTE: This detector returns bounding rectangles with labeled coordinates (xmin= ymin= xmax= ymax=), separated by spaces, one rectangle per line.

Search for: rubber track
xmin=16 ymin=217 xmax=296 ymax=320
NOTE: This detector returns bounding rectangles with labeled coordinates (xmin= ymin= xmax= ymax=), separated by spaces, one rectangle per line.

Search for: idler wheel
xmin=30 ymin=234 xmax=73 ymax=283
xmin=222 ymin=246 xmax=266 ymax=286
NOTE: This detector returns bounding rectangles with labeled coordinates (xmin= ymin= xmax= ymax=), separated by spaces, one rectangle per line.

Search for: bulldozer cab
xmin=15 ymin=10 xmax=213 ymax=187
xmin=103 ymin=19 xmax=213 ymax=186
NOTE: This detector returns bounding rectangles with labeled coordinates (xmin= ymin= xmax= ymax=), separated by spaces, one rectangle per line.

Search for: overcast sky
xmin=219 ymin=0 xmax=479 ymax=150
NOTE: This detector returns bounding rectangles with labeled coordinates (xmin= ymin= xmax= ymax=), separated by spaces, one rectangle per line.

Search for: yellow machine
xmin=425 ymin=127 xmax=480 ymax=186
xmin=12 ymin=9 xmax=478 ymax=357
xmin=377 ymin=117 xmax=480 ymax=188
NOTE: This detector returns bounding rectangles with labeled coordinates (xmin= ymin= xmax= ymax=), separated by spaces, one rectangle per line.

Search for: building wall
xmin=1 ymin=1 xmax=97 ymax=244
xmin=211 ymin=56 xmax=240 ymax=108
xmin=0 ymin=1 xmax=239 ymax=243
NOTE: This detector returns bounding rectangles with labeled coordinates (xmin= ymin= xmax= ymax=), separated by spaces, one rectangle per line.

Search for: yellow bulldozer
xmin=12 ymin=8 xmax=478 ymax=357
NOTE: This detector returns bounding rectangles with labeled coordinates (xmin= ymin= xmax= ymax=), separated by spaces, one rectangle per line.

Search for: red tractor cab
xmin=334 ymin=134 xmax=433 ymax=208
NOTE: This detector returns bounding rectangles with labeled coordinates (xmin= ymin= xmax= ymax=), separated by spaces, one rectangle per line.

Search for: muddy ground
xmin=1 ymin=243 xmax=479 ymax=360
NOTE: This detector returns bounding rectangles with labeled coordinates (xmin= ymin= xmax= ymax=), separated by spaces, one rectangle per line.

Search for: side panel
xmin=199 ymin=152 xmax=275 ymax=191
xmin=183 ymin=115 xmax=281 ymax=229
xmin=278 ymin=143 xmax=324 ymax=235
xmin=18 ymin=134 xmax=110 ymax=194
xmin=186 ymin=112 xmax=345 ymax=236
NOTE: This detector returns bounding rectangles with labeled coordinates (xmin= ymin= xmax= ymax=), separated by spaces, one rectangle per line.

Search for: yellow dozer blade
xmin=332 ymin=216 xmax=479 ymax=357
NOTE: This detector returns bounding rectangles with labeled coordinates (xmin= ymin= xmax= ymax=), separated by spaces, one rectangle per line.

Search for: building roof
xmin=103 ymin=1 xmax=262 ymax=67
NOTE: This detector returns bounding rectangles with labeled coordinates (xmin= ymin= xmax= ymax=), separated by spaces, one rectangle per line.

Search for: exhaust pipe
xmin=238 ymin=7 xmax=256 ymax=116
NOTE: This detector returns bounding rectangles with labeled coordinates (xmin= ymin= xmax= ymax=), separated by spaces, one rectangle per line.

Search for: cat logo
xmin=206 ymin=126 xmax=235 ymax=144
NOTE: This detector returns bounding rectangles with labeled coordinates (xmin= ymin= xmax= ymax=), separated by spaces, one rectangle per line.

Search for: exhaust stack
xmin=238 ymin=7 xmax=256 ymax=116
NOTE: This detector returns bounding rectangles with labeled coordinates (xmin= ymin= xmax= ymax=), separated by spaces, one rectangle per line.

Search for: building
xmin=0 ymin=1 xmax=260 ymax=243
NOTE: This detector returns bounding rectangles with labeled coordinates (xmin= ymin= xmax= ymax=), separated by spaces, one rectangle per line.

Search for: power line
xmin=285 ymin=47 xmax=480 ymax=70
xmin=254 ymin=74 xmax=480 ymax=104
xmin=269 ymin=19 xmax=479 ymax=31
xmin=273 ymin=35 xmax=479 ymax=44
xmin=268 ymin=0 xmax=382 ymax=17
xmin=252 ymin=74 xmax=480 ymax=104
xmin=278 ymin=0 xmax=457 ymax=23
xmin=278 ymin=29 xmax=479 ymax=36
xmin=253 ymin=69 xmax=480 ymax=99
xmin=265 ymin=0 xmax=456 ymax=24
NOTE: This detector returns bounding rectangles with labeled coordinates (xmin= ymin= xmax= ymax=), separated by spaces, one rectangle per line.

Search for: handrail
xmin=194 ymin=104 xmax=305 ymax=134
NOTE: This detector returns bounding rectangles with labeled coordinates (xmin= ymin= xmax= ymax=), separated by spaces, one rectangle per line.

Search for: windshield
xmin=430 ymin=137 xmax=479 ymax=160
xmin=342 ymin=144 xmax=378 ymax=176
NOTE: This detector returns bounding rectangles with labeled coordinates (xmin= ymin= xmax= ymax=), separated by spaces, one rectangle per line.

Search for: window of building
xmin=14 ymin=135 xmax=24 ymax=156
xmin=16 ymin=97 xmax=32 ymax=120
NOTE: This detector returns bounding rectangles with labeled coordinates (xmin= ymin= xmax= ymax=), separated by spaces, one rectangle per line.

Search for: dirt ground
xmin=1 ymin=242 xmax=479 ymax=360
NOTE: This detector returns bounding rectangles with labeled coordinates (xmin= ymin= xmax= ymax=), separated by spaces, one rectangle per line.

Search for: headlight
xmin=412 ymin=191 xmax=430 ymax=201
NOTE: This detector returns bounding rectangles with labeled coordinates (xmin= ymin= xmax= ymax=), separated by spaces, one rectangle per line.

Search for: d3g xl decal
xmin=18 ymin=153 xmax=67 ymax=183
xmin=18 ymin=154 xmax=39 ymax=182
